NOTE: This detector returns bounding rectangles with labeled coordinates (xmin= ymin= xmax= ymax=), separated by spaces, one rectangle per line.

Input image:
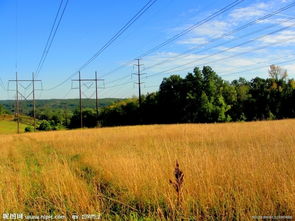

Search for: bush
xmin=51 ymin=123 xmax=64 ymax=131
xmin=69 ymin=108 xmax=98 ymax=128
xmin=24 ymin=126 xmax=34 ymax=133
xmin=37 ymin=120 xmax=52 ymax=131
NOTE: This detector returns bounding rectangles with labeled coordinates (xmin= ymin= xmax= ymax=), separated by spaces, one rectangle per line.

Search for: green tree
xmin=0 ymin=104 xmax=8 ymax=114
xmin=37 ymin=120 xmax=52 ymax=131
xmin=159 ymin=75 xmax=186 ymax=123
xmin=69 ymin=108 xmax=97 ymax=128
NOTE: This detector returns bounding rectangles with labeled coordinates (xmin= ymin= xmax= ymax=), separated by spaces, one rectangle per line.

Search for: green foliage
xmin=37 ymin=120 xmax=52 ymax=131
xmin=0 ymin=120 xmax=27 ymax=134
xmin=25 ymin=126 xmax=34 ymax=133
xmin=3 ymin=66 xmax=294 ymax=129
xmin=94 ymin=66 xmax=295 ymax=127
xmin=69 ymin=108 xmax=98 ymax=128
xmin=0 ymin=104 xmax=9 ymax=114
xmin=0 ymin=98 xmax=120 ymax=115
xmin=99 ymin=99 xmax=139 ymax=127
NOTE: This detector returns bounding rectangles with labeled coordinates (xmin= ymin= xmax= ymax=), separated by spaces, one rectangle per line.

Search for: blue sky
xmin=0 ymin=0 xmax=295 ymax=99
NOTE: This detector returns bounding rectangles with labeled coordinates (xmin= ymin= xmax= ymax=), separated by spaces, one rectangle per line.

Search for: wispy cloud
xmin=178 ymin=37 xmax=208 ymax=45
xmin=144 ymin=1 xmax=295 ymax=81
xmin=143 ymin=46 xmax=295 ymax=80
xmin=259 ymin=30 xmax=295 ymax=45
xmin=193 ymin=20 xmax=231 ymax=37
xmin=176 ymin=20 xmax=231 ymax=46
xmin=229 ymin=2 xmax=271 ymax=21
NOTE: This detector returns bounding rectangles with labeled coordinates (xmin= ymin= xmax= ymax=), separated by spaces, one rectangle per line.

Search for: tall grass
xmin=0 ymin=120 xmax=294 ymax=219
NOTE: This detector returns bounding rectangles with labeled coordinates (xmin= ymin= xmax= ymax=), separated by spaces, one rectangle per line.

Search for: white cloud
xmin=173 ymin=20 xmax=231 ymax=43
xmin=259 ymin=30 xmax=295 ymax=45
xmin=178 ymin=37 xmax=208 ymax=45
xmin=192 ymin=20 xmax=231 ymax=38
xmin=141 ymin=46 xmax=295 ymax=80
xmin=144 ymin=52 xmax=206 ymax=73
xmin=139 ymin=1 xmax=295 ymax=81
xmin=282 ymin=64 xmax=295 ymax=77
xmin=229 ymin=2 xmax=271 ymax=21
xmin=215 ymin=46 xmax=257 ymax=54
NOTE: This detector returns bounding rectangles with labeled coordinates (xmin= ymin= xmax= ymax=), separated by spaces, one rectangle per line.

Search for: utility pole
xmin=135 ymin=59 xmax=143 ymax=108
xmin=95 ymin=71 xmax=99 ymax=120
xmin=133 ymin=59 xmax=144 ymax=122
xmin=79 ymin=71 xmax=82 ymax=129
xmin=16 ymin=72 xmax=20 ymax=134
xmin=9 ymin=74 xmax=42 ymax=133
xmin=72 ymin=72 xmax=104 ymax=128
xmin=32 ymin=73 xmax=36 ymax=132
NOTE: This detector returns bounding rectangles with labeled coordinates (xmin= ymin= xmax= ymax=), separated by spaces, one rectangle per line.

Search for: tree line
xmin=69 ymin=65 xmax=295 ymax=128
xmin=1 ymin=65 xmax=294 ymax=131
xmin=92 ymin=65 xmax=295 ymax=126
xmin=0 ymin=98 xmax=120 ymax=115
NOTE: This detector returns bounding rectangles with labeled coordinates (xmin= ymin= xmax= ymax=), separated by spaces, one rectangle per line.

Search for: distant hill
xmin=0 ymin=98 xmax=122 ymax=114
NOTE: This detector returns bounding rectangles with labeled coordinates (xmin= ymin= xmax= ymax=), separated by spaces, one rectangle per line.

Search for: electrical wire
xmin=220 ymin=57 xmax=295 ymax=77
xmin=144 ymin=2 xmax=295 ymax=71
xmin=138 ymin=0 xmax=244 ymax=58
xmin=144 ymin=23 xmax=295 ymax=79
xmin=124 ymin=56 xmax=295 ymax=96
xmin=0 ymin=77 xmax=6 ymax=91
xmin=35 ymin=0 xmax=69 ymax=79
xmin=101 ymin=0 xmax=245 ymax=78
xmin=77 ymin=0 xmax=159 ymax=72
xmin=45 ymin=0 xmax=158 ymax=91
xmin=104 ymin=1 xmax=295 ymax=87
xmin=104 ymin=17 xmax=295 ymax=87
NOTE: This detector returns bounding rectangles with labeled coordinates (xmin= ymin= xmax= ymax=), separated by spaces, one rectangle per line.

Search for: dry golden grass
xmin=0 ymin=119 xmax=295 ymax=220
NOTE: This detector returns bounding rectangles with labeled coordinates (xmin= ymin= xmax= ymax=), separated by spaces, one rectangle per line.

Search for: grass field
xmin=0 ymin=120 xmax=27 ymax=134
xmin=0 ymin=120 xmax=295 ymax=220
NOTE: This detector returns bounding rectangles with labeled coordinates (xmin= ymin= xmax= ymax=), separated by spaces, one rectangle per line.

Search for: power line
xmin=101 ymin=1 xmax=295 ymax=87
xmin=0 ymin=77 xmax=6 ymax=91
xmin=8 ymin=73 xmax=43 ymax=133
xmin=105 ymin=74 xmax=131 ymax=86
xmin=101 ymin=0 xmax=245 ymax=78
xmin=77 ymin=0 xmax=158 ymax=72
xmin=102 ymin=83 xmax=132 ymax=99
xmin=220 ymin=56 xmax=295 ymax=78
xmin=125 ymin=56 xmax=295 ymax=96
xmin=45 ymin=0 xmax=158 ymax=91
xmin=105 ymin=17 xmax=295 ymax=86
xmin=71 ymin=72 xmax=104 ymax=128
xmin=104 ymin=1 xmax=295 ymax=86
xmin=144 ymin=2 xmax=295 ymax=71
xmin=15 ymin=0 xmax=18 ymax=73
xmin=35 ymin=0 xmax=69 ymax=79
xmin=62 ymin=88 xmax=73 ymax=99
xmin=137 ymin=0 xmax=244 ymax=58
xmin=35 ymin=0 xmax=64 ymax=76
xmin=133 ymin=59 xmax=144 ymax=114
xmin=105 ymin=80 xmax=133 ymax=89
xmin=144 ymin=23 xmax=295 ymax=79
xmin=106 ymin=19 xmax=291 ymax=86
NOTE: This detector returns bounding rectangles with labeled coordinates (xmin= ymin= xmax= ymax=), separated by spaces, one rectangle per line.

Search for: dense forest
xmin=0 ymin=98 xmax=121 ymax=114
xmin=1 ymin=65 xmax=294 ymax=131
xmin=92 ymin=65 xmax=294 ymax=127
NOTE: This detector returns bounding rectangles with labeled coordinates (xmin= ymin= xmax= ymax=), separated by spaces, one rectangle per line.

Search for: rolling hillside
xmin=0 ymin=98 xmax=122 ymax=114
xmin=0 ymin=120 xmax=294 ymax=219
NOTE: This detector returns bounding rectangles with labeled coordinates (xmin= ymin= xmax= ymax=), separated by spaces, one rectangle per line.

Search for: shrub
xmin=24 ymin=126 xmax=34 ymax=133
xmin=37 ymin=120 xmax=52 ymax=131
